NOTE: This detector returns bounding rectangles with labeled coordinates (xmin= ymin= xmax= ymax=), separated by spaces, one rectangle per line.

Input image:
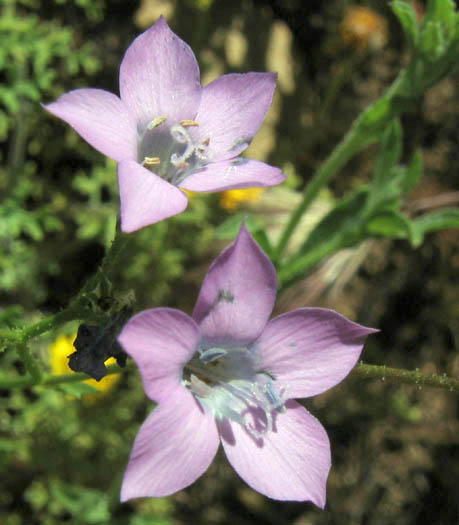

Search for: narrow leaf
xmin=392 ymin=0 xmax=420 ymax=47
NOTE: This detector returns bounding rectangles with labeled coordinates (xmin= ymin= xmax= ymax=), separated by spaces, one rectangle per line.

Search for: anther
xmin=147 ymin=116 xmax=167 ymax=130
xmin=180 ymin=120 xmax=199 ymax=127
xmin=142 ymin=156 xmax=161 ymax=166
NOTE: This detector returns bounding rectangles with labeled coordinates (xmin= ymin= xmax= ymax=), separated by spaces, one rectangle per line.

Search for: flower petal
xmin=43 ymin=89 xmax=137 ymax=162
xmin=118 ymin=308 xmax=200 ymax=403
xmin=220 ymin=400 xmax=330 ymax=506
xmin=118 ymin=160 xmax=188 ymax=232
xmin=121 ymin=387 xmax=220 ymax=500
xmin=192 ymin=223 xmax=277 ymax=344
xmin=180 ymin=158 xmax=285 ymax=192
xmin=256 ymin=308 xmax=378 ymax=398
xmin=119 ymin=16 xmax=201 ymax=131
xmin=192 ymin=72 xmax=277 ymax=162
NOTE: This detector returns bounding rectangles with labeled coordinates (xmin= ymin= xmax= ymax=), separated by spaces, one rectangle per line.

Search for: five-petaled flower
xmin=118 ymin=224 xmax=377 ymax=506
xmin=44 ymin=17 xmax=285 ymax=232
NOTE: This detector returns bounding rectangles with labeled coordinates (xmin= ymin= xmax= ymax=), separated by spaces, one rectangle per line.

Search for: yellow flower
xmin=180 ymin=188 xmax=196 ymax=201
xmin=220 ymin=188 xmax=265 ymax=211
xmin=49 ymin=335 xmax=120 ymax=396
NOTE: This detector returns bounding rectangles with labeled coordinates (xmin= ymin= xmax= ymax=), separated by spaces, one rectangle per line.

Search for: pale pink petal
xmin=179 ymin=158 xmax=285 ymax=192
xmin=119 ymin=16 xmax=201 ymax=131
xmin=191 ymin=73 xmax=277 ymax=161
xmin=118 ymin=160 xmax=188 ymax=232
xmin=256 ymin=308 xmax=378 ymax=398
xmin=121 ymin=388 xmax=220 ymax=500
xmin=118 ymin=308 xmax=199 ymax=403
xmin=220 ymin=400 xmax=330 ymax=506
xmin=192 ymin=224 xmax=277 ymax=345
xmin=43 ymin=89 xmax=137 ymax=162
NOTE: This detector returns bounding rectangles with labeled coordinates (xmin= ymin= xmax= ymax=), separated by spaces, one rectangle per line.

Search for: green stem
xmin=272 ymin=71 xmax=407 ymax=264
xmin=0 ymin=363 xmax=130 ymax=390
xmin=272 ymin=119 xmax=362 ymax=262
xmin=0 ymin=309 xmax=78 ymax=345
xmin=17 ymin=344 xmax=43 ymax=383
xmin=100 ymin=221 xmax=127 ymax=279
xmin=277 ymin=231 xmax=344 ymax=289
xmin=21 ymin=309 xmax=77 ymax=344
xmin=351 ymin=363 xmax=459 ymax=393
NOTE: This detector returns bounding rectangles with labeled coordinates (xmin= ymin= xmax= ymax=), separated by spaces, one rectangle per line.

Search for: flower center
xmin=183 ymin=345 xmax=288 ymax=439
xmin=139 ymin=117 xmax=211 ymax=186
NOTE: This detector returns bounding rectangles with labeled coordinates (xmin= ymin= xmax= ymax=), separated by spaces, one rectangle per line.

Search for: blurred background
xmin=0 ymin=0 xmax=458 ymax=523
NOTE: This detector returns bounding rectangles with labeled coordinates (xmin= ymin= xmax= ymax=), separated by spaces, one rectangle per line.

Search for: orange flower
xmin=340 ymin=6 xmax=387 ymax=52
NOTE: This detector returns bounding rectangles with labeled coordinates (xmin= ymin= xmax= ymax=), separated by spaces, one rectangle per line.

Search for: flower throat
xmin=183 ymin=345 xmax=288 ymax=439
xmin=139 ymin=116 xmax=211 ymax=186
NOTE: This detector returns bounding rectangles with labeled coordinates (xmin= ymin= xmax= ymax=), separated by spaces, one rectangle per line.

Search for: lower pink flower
xmin=118 ymin=224 xmax=377 ymax=507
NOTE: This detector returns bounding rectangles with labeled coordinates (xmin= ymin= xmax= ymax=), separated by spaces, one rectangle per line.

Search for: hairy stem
xmin=351 ymin=363 xmax=459 ymax=394
xmin=0 ymin=363 xmax=130 ymax=390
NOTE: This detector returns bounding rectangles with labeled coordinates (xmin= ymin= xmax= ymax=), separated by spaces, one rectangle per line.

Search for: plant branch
xmin=351 ymin=363 xmax=459 ymax=394
xmin=0 ymin=362 xmax=132 ymax=390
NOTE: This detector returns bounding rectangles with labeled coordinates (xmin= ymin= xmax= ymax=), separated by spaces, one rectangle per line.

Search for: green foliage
xmin=391 ymin=1 xmax=420 ymax=49
xmin=1 ymin=1 xmax=459 ymax=522
xmin=0 ymin=0 xmax=102 ymax=305
xmin=0 ymin=1 xmax=100 ymax=135
xmin=278 ymin=115 xmax=455 ymax=285
xmin=392 ymin=0 xmax=459 ymax=93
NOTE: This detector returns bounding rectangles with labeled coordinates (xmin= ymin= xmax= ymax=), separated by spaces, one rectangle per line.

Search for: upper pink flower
xmin=44 ymin=17 xmax=285 ymax=232
xmin=117 ymin=224 xmax=377 ymax=506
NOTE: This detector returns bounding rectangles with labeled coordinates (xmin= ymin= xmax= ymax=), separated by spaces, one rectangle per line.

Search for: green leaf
xmin=301 ymin=189 xmax=368 ymax=252
xmin=252 ymin=229 xmax=273 ymax=258
xmin=279 ymin=190 xmax=368 ymax=285
xmin=58 ymin=382 xmax=99 ymax=398
xmin=392 ymin=0 xmax=420 ymax=47
xmin=399 ymin=150 xmax=423 ymax=193
xmin=413 ymin=208 xmax=459 ymax=246
xmin=366 ymin=120 xmax=404 ymax=213
xmin=423 ymin=0 xmax=456 ymax=40
xmin=365 ymin=211 xmax=414 ymax=240
xmin=420 ymin=20 xmax=447 ymax=60
xmin=359 ymin=96 xmax=393 ymax=130
xmin=372 ymin=119 xmax=402 ymax=187
xmin=50 ymin=480 xmax=110 ymax=523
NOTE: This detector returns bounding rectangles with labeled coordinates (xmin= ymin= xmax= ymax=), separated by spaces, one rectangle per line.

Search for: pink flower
xmin=44 ymin=17 xmax=285 ymax=232
xmin=118 ymin=225 xmax=377 ymax=506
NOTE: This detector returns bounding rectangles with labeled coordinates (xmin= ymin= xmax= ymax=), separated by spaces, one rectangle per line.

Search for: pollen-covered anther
xmin=142 ymin=156 xmax=161 ymax=166
xmin=180 ymin=120 xmax=199 ymax=127
xmin=147 ymin=116 xmax=167 ymax=130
